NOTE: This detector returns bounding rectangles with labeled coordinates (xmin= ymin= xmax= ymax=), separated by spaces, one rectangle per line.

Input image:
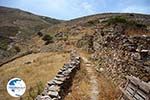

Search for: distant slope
xmin=0 ymin=6 xmax=62 ymax=63
xmin=41 ymin=13 xmax=150 ymax=83
xmin=0 ymin=6 xmax=61 ymax=37
xmin=42 ymin=13 xmax=150 ymax=36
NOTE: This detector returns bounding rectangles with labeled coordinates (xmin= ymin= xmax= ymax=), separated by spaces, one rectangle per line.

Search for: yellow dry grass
xmin=97 ymin=73 xmax=121 ymax=100
xmin=64 ymin=61 xmax=90 ymax=100
xmin=65 ymin=48 xmax=120 ymax=100
xmin=0 ymin=52 xmax=69 ymax=100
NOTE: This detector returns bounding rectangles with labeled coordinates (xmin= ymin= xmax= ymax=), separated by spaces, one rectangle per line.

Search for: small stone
xmin=48 ymin=91 xmax=59 ymax=97
xmin=48 ymin=85 xmax=60 ymax=92
xmin=99 ymin=68 xmax=104 ymax=72
xmin=54 ymin=77 xmax=66 ymax=82
xmin=48 ymin=81 xmax=55 ymax=85
xmin=53 ymin=80 xmax=63 ymax=85
xmin=56 ymin=74 xmax=64 ymax=78
xmin=36 ymin=95 xmax=52 ymax=100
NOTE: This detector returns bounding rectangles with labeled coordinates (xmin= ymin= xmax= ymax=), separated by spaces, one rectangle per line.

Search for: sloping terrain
xmin=42 ymin=13 xmax=150 ymax=83
xmin=0 ymin=7 xmax=150 ymax=100
xmin=0 ymin=6 xmax=62 ymax=64
xmin=0 ymin=52 xmax=69 ymax=100
xmin=0 ymin=6 xmax=61 ymax=37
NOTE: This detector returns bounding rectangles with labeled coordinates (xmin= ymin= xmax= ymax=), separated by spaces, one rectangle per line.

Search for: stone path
xmin=82 ymin=57 xmax=99 ymax=100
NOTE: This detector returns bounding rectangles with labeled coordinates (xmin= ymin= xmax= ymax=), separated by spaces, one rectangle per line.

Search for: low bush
xmin=37 ymin=32 xmax=43 ymax=37
xmin=106 ymin=16 xmax=146 ymax=29
xmin=42 ymin=34 xmax=53 ymax=45
xmin=107 ymin=16 xmax=127 ymax=25
xmin=26 ymin=81 xmax=44 ymax=100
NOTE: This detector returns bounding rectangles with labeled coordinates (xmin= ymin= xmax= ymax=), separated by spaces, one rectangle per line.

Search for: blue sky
xmin=0 ymin=0 xmax=150 ymax=20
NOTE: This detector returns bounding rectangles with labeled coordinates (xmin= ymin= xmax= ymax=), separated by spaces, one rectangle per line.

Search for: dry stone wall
xmin=36 ymin=55 xmax=80 ymax=100
xmin=0 ymin=50 xmax=35 ymax=67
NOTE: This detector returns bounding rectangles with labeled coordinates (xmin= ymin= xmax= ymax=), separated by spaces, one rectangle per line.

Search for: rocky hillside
xmin=0 ymin=8 xmax=150 ymax=100
xmin=42 ymin=13 xmax=150 ymax=83
xmin=0 ymin=7 xmax=150 ymax=84
xmin=0 ymin=6 xmax=62 ymax=64
xmin=0 ymin=6 xmax=61 ymax=37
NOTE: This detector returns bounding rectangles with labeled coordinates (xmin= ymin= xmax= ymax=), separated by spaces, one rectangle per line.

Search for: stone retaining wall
xmin=36 ymin=55 xmax=80 ymax=100
xmin=0 ymin=50 xmax=35 ymax=67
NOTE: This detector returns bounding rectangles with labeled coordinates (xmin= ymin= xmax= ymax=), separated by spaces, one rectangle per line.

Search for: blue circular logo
xmin=7 ymin=78 xmax=26 ymax=97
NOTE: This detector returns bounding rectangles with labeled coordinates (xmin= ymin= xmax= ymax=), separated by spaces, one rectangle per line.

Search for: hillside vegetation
xmin=0 ymin=7 xmax=150 ymax=100
xmin=0 ymin=6 xmax=62 ymax=63
xmin=42 ymin=13 xmax=150 ymax=83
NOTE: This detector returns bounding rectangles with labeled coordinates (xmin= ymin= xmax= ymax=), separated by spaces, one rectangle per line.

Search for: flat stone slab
xmin=56 ymin=74 xmax=65 ymax=78
xmin=53 ymin=80 xmax=63 ymax=85
xmin=36 ymin=95 xmax=52 ymax=100
xmin=54 ymin=77 xmax=67 ymax=82
xmin=48 ymin=81 xmax=55 ymax=85
xmin=48 ymin=85 xmax=60 ymax=92
xmin=48 ymin=91 xmax=60 ymax=99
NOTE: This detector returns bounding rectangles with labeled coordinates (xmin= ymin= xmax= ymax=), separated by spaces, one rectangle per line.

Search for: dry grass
xmin=65 ymin=48 xmax=120 ymax=100
xmin=64 ymin=61 xmax=91 ymax=100
xmin=0 ymin=52 xmax=69 ymax=100
xmin=125 ymin=28 xmax=150 ymax=36
xmin=97 ymin=73 xmax=121 ymax=100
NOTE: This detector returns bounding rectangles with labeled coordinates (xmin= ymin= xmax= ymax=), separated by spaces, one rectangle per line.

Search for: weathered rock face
xmin=36 ymin=54 xmax=80 ymax=100
xmin=77 ymin=25 xmax=150 ymax=83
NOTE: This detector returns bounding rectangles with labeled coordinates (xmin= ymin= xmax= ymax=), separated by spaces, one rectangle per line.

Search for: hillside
xmin=0 ymin=6 xmax=62 ymax=63
xmin=0 ymin=8 xmax=150 ymax=100
xmin=42 ymin=13 xmax=150 ymax=83
xmin=0 ymin=6 xmax=61 ymax=37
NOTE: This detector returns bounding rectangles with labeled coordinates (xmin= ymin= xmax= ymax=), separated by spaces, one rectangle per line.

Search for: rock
xmin=24 ymin=61 xmax=32 ymax=64
xmin=48 ymin=85 xmax=60 ymax=92
xmin=48 ymin=81 xmax=55 ymax=86
xmin=99 ymin=68 xmax=104 ymax=72
xmin=48 ymin=91 xmax=59 ymax=98
xmin=53 ymin=80 xmax=63 ymax=85
xmin=36 ymin=95 xmax=52 ymax=100
xmin=54 ymin=77 xmax=66 ymax=82
xmin=131 ymin=53 xmax=141 ymax=60
xmin=56 ymin=74 xmax=64 ymax=78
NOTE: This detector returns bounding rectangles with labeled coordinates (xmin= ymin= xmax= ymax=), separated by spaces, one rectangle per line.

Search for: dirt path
xmin=82 ymin=56 xmax=99 ymax=100
xmin=64 ymin=47 xmax=100 ymax=100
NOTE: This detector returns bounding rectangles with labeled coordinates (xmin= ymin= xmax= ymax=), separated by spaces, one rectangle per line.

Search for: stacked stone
xmin=36 ymin=56 xmax=80 ymax=100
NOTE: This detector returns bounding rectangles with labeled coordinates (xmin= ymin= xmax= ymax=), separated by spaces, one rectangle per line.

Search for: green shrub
xmin=0 ymin=38 xmax=10 ymax=50
xmin=42 ymin=34 xmax=53 ymax=45
xmin=28 ymin=87 xmax=36 ymax=100
xmin=106 ymin=16 xmax=146 ymax=29
xmin=107 ymin=16 xmax=127 ymax=25
xmin=136 ymin=23 xmax=146 ymax=28
xmin=37 ymin=32 xmax=43 ymax=37
xmin=36 ymin=81 xmax=44 ymax=95
xmin=86 ymin=19 xmax=99 ymax=26
xmin=27 ymin=81 xmax=44 ymax=100
xmin=14 ymin=46 xmax=21 ymax=52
